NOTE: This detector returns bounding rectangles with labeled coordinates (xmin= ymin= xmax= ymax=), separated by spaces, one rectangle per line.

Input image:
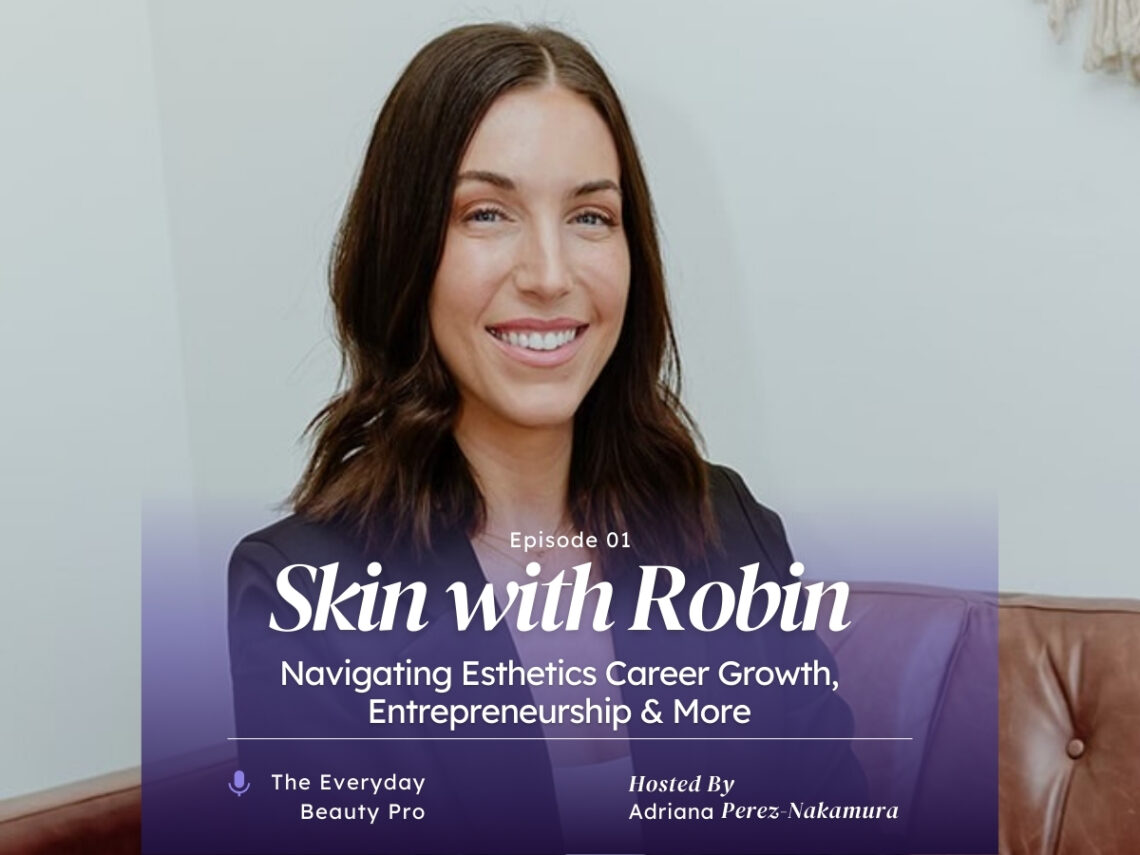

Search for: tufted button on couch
xmin=818 ymin=586 xmax=1140 ymax=855
xmin=1 ymin=590 xmax=1138 ymax=853
xmin=996 ymin=594 xmax=1140 ymax=855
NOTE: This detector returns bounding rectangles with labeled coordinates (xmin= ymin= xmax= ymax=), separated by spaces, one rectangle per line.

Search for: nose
xmin=515 ymin=219 xmax=572 ymax=300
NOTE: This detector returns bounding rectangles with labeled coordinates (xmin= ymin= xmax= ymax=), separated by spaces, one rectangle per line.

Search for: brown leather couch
xmin=996 ymin=593 xmax=1140 ymax=854
xmin=2 ymin=590 xmax=1138 ymax=854
xmin=0 ymin=768 xmax=140 ymax=854
xmin=819 ymin=586 xmax=1140 ymax=855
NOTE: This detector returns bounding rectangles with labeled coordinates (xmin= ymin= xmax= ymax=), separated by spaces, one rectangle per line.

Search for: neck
xmin=453 ymin=405 xmax=573 ymax=536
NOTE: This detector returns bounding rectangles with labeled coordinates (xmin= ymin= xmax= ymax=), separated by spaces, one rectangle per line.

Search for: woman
xmin=229 ymin=23 xmax=865 ymax=854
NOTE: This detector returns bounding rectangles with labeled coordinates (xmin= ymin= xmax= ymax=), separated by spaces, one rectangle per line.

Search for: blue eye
xmin=575 ymin=210 xmax=616 ymax=227
xmin=465 ymin=206 xmax=506 ymax=223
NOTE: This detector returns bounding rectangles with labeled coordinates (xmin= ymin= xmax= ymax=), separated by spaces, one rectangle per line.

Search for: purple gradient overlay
xmin=143 ymin=506 xmax=996 ymax=853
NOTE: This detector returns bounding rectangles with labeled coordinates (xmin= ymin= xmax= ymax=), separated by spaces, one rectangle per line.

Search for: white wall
xmin=0 ymin=1 xmax=167 ymax=798
xmin=2 ymin=0 xmax=1136 ymax=799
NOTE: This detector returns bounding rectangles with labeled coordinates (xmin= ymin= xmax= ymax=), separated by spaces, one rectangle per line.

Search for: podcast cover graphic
xmin=141 ymin=501 xmax=997 ymax=854
xmin=143 ymin=11 xmax=998 ymax=853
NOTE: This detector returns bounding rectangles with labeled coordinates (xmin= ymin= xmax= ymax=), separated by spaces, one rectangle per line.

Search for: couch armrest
xmin=0 ymin=768 xmax=140 ymax=854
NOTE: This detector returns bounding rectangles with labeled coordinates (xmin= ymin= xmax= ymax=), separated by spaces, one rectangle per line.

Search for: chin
xmin=496 ymin=395 xmax=582 ymax=430
xmin=484 ymin=379 xmax=588 ymax=427
xmin=505 ymin=407 xmax=580 ymax=430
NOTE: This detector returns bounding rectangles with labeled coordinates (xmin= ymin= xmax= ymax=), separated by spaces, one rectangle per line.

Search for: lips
xmin=485 ymin=319 xmax=589 ymax=366
xmin=487 ymin=326 xmax=583 ymax=351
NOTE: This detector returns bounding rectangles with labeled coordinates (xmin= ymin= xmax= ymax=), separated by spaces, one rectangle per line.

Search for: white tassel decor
xmin=1041 ymin=0 xmax=1140 ymax=81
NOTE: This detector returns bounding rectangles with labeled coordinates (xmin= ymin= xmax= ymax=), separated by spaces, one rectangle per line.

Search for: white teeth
xmin=490 ymin=327 xmax=580 ymax=351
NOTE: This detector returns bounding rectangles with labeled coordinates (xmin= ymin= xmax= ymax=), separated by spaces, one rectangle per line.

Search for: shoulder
xmin=705 ymin=462 xmax=786 ymax=538
xmin=704 ymin=461 xmax=795 ymax=581
xmin=231 ymin=512 xmax=359 ymax=565
xmin=228 ymin=512 xmax=369 ymax=597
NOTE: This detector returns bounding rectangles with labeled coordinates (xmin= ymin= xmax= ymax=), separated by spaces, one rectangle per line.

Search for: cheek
xmin=431 ymin=237 xmax=512 ymax=327
xmin=587 ymin=246 xmax=631 ymax=323
xmin=431 ymin=253 xmax=490 ymax=335
xmin=428 ymin=281 xmax=477 ymax=369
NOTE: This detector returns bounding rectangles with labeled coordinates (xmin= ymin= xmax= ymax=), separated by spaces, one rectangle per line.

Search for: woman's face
xmin=429 ymin=84 xmax=630 ymax=435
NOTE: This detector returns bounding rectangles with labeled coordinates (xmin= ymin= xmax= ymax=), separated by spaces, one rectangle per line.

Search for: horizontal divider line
xmin=227 ymin=736 xmax=912 ymax=741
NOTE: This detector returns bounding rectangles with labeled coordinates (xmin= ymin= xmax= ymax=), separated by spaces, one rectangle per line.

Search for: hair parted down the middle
xmin=290 ymin=22 xmax=716 ymax=568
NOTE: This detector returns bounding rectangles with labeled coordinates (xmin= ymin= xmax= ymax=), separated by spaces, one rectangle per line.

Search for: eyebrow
xmin=456 ymin=170 xmax=621 ymax=198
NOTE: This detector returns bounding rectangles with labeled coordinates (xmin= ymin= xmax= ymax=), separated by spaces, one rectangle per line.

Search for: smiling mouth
xmin=486 ymin=325 xmax=587 ymax=352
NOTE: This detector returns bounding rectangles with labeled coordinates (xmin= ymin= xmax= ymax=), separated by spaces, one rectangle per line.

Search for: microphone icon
xmin=228 ymin=769 xmax=251 ymax=796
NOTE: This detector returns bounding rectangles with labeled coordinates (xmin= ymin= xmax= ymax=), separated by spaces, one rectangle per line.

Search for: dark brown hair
xmin=291 ymin=22 xmax=714 ymax=563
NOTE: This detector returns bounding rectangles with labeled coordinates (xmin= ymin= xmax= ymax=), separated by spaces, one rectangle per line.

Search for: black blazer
xmin=227 ymin=464 xmax=867 ymax=854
